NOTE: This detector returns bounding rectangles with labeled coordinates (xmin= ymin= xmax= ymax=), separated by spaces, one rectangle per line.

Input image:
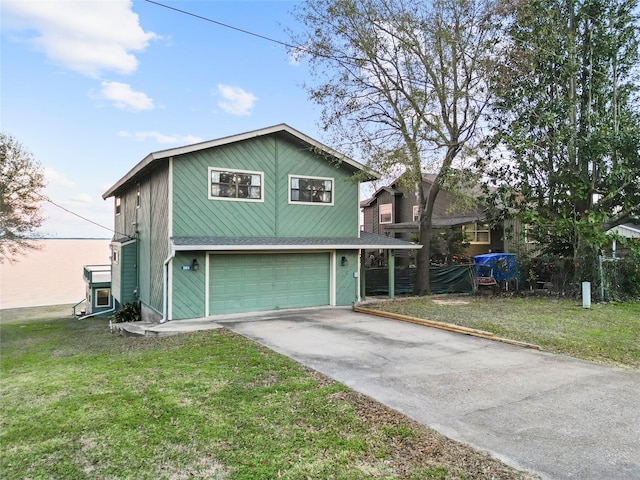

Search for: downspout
xmin=78 ymin=301 xmax=117 ymax=321
xmin=159 ymin=248 xmax=176 ymax=323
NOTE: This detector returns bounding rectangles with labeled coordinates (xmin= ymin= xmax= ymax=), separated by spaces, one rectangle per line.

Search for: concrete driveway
xmin=215 ymin=307 xmax=640 ymax=480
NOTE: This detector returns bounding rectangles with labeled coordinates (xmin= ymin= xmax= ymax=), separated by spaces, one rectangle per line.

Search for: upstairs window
xmin=115 ymin=197 xmax=121 ymax=215
xmin=379 ymin=203 xmax=392 ymax=224
xmin=136 ymin=185 xmax=141 ymax=208
xmin=209 ymin=167 xmax=263 ymax=202
xmin=412 ymin=205 xmax=420 ymax=222
xmin=289 ymin=175 xmax=333 ymax=205
xmin=463 ymin=223 xmax=491 ymax=244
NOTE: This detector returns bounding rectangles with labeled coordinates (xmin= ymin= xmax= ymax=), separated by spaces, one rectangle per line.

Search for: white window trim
xmin=412 ymin=205 xmax=419 ymax=223
xmin=94 ymin=288 xmax=111 ymax=308
xmin=463 ymin=223 xmax=491 ymax=244
xmin=379 ymin=203 xmax=393 ymax=224
xmin=115 ymin=197 xmax=121 ymax=216
xmin=288 ymin=174 xmax=335 ymax=206
xmin=112 ymin=249 xmax=119 ymax=264
xmin=208 ymin=166 xmax=264 ymax=202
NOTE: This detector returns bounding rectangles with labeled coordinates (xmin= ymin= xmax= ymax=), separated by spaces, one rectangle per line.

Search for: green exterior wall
xmin=109 ymin=131 xmax=366 ymax=320
xmin=110 ymin=241 xmax=137 ymax=307
xmin=172 ymin=135 xmax=359 ymax=239
xmin=335 ymin=250 xmax=359 ymax=306
xmin=120 ymin=242 xmax=138 ymax=305
xmin=171 ymin=251 xmax=206 ymax=320
xmin=136 ymin=165 xmax=170 ymax=315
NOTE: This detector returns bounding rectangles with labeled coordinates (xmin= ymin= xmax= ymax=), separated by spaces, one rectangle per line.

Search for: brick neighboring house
xmin=360 ymin=174 xmax=508 ymax=265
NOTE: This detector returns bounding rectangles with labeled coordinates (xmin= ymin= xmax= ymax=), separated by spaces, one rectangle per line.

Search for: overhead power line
xmin=142 ymin=0 xmax=358 ymax=67
xmin=144 ymin=0 xmax=297 ymax=49
xmin=36 ymin=193 xmax=129 ymax=239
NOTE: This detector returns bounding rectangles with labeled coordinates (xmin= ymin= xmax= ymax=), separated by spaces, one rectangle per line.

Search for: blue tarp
xmin=473 ymin=253 xmax=518 ymax=281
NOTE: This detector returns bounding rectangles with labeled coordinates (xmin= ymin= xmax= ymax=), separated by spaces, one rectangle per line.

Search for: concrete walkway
xmin=117 ymin=307 xmax=640 ymax=479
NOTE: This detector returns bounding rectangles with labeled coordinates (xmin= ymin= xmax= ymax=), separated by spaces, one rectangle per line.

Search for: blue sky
xmin=1 ymin=0 xmax=331 ymax=238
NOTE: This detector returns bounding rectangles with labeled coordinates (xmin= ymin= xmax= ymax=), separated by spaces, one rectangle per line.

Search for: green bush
xmin=112 ymin=302 xmax=141 ymax=323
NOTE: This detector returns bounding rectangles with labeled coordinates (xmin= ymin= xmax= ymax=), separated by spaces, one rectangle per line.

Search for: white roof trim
xmin=173 ymin=243 xmax=420 ymax=252
xmin=609 ymin=224 xmax=640 ymax=238
xmin=103 ymin=124 xmax=379 ymax=199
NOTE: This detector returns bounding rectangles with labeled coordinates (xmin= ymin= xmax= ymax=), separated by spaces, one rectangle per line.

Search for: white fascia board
xmin=110 ymin=238 xmax=136 ymax=247
xmin=173 ymin=243 xmax=421 ymax=251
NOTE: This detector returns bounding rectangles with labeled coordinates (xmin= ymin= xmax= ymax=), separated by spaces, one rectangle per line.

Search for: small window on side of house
xmin=412 ymin=205 xmax=419 ymax=222
xmin=289 ymin=175 xmax=334 ymax=205
xmin=112 ymin=250 xmax=119 ymax=264
xmin=95 ymin=288 xmax=111 ymax=307
xmin=136 ymin=185 xmax=141 ymax=208
xmin=115 ymin=197 xmax=121 ymax=215
xmin=380 ymin=203 xmax=392 ymax=224
xmin=209 ymin=167 xmax=264 ymax=202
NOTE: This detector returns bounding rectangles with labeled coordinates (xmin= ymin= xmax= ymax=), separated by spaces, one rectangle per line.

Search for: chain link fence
xmin=517 ymin=254 xmax=640 ymax=301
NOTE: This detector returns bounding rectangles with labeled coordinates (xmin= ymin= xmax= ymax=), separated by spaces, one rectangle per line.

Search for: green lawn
xmin=367 ymin=296 xmax=640 ymax=369
xmin=0 ymin=306 xmax=533 ymax=480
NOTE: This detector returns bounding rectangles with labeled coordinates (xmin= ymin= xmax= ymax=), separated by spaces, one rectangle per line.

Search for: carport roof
xmin=172 ymin=232 xmax=420 ymax=251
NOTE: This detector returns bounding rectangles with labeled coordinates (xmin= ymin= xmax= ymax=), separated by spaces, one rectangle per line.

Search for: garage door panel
xmin=209 ymin=253 xmax=330 ymax=314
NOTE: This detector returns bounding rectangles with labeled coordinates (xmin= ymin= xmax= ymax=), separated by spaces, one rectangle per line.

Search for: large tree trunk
xmin=414 ymin=180 xmax=441 ymax=296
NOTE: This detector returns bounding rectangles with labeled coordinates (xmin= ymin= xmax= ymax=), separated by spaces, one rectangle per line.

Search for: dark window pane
xmin=211 ymin=169 xmax=262 ymax=199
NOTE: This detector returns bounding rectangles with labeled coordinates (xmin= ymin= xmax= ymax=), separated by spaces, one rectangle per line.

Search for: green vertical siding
xmin=171 ymin=252 xmax=206 ymax=320
xmin=149 ymin=168 xmax=169 ymax=312
xmin=172 ymin=135 xmax=359 ymax=239
xmin=137 ymin=180 xmax=150 ymax=307
xmin=114 ymin=188 xmax=138 ymax=239
xmin=120 ymin=242 xmax=138 ymax=304
xmin=110 ymin=241 xmax=137 ymax=306
xmin=335 ymin=250 xmax=359 ymax=306
xmin=136 ymin=165 xmax=169 ymax=315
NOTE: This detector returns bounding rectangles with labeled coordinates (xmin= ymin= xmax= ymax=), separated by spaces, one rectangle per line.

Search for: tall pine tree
xmin=485 ymin=0 xmax=640 ymax=258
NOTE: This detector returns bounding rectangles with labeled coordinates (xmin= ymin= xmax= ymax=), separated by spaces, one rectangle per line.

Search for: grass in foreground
xmin=368 ymin=296 xmax=640 ymax=369
xmin=0 ymin=308 xmax=534 ymax=480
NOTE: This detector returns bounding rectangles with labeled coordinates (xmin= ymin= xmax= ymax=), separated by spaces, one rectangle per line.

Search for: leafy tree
xmin=483 ymin=0 xmax=640 ymax=260
xmin=291 ymin=0 xmax=499 ymax=294
xmin=0 ymin=133 xmax=46 ymax=262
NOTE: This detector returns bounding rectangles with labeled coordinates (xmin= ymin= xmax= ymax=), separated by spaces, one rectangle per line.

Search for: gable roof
xmin=103 ymin=124 xmax=380 ymax=199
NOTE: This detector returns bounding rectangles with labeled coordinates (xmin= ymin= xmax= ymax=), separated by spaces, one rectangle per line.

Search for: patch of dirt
xmin=432 ymin=299 xmax=471 ymax=306
xmin=305 ymin=368 xmax=538 ymax=479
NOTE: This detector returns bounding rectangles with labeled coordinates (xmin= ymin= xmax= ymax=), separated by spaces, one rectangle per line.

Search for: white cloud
xmin=100 ymin=81 xmax=154 ymax=111
xmin=68 ymin=193 xmax=95 ymax=206
xmin=44 ymin=167 xmax=76 ymax=188
xmin=3 ymin=0 xmax=158 ymax=77
xmin=217 ymin=84 xmax=257 ymax=116
xmin=118 ymin=131 xmax=203 ymax=145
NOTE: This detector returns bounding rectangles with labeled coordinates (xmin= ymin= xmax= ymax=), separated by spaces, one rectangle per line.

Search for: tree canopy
xmin=292 ymin=0 xmax=499 ymax=294
xmin=484 ymin=0 xmax=640 ymax=257
xmin=0 ymin=133 xmax=46 ymax=262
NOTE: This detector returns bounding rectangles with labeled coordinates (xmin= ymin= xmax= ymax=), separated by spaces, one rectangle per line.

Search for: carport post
xmin=360 ymin=251 xmax=366 ymax=299
xmin=388 ymin=249 xmax=395 ymax=299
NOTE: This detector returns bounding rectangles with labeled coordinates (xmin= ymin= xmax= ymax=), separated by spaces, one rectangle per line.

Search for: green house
xmin=103 ymin=124 xmax=417 ymax=322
